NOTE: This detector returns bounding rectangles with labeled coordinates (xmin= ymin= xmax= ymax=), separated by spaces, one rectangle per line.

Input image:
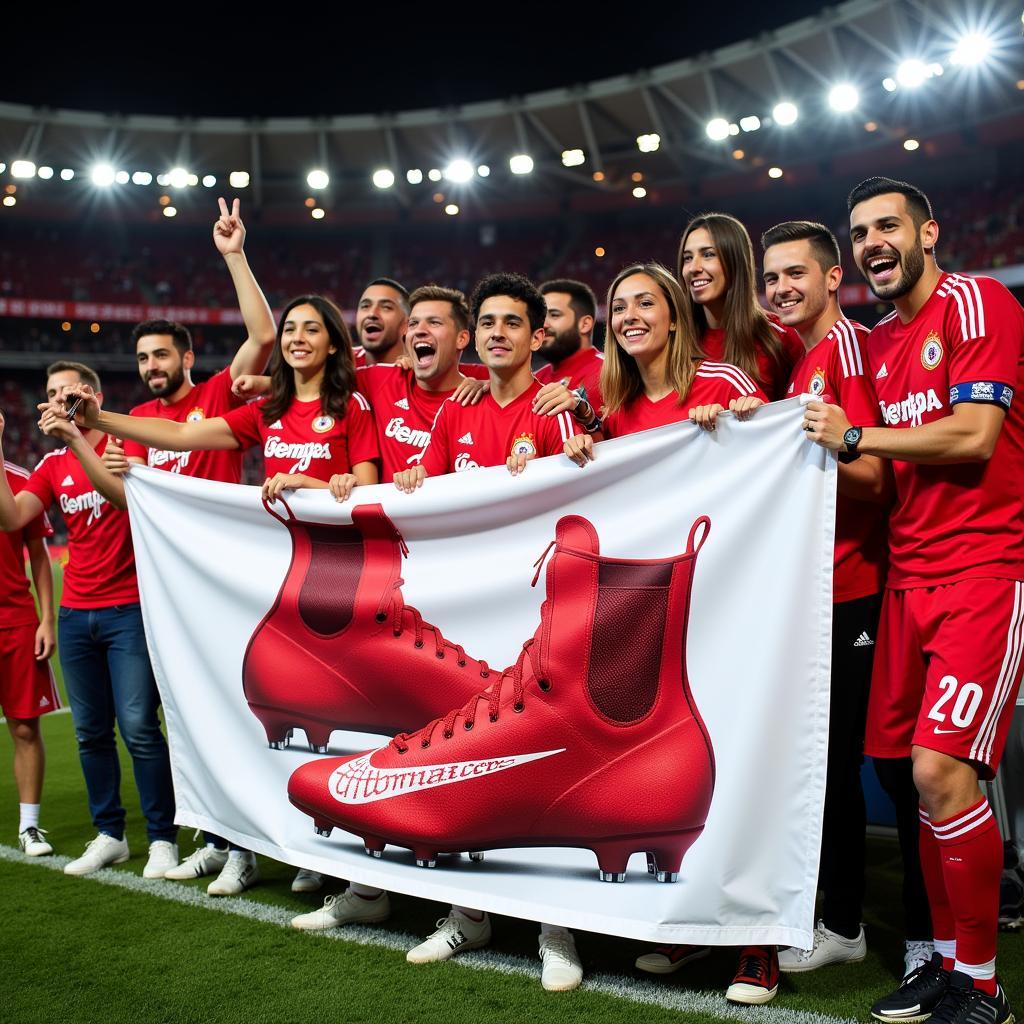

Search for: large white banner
xmin=126 ymin=396 xmax=835 ymax=947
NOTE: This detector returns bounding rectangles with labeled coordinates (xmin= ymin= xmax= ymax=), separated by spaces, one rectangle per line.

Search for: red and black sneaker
xmin=726 ymin=946 xmax=780 ymax=1005
xmin=288 ymin=513 xmax=716 ymax=882
xmin=244 ymin=499 xmax=493 ymax=752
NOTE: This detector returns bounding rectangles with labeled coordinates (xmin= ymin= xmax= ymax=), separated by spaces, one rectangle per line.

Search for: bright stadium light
xmin=406 ymin=168 xmax=423 ymax=184
xmin=477 ymin=164 xmax=490 ymax=177
xmin=163 ymin=205 xmax=177 ymax=217
xmin=882 ymin=77 xmax=897 ymax=91
xmin=3 ymin=195 xmax=16 ymax=207
xmin=904 ymin=138 xmax=920 ymax=151
xmin=739 ymin=116 xmax=761 ymax=132
xmin=168 ymin=167 xmax=191 ymax=189
xmin=0 ymin=162 xmax=6 ymax=174
xmin=427 ymin=168 xmax=442 ymax=182
xmin=444 ymin=203 xmax=459 ymax=216
xmin=632 ymin=186 xmax=647 ymax=199
xmin=443 ymin=159 xmax=474 ymax=183
xmin=202 ymin=174 xmax=216 ymax=187
xmin=636 ymin=133 xmax=661 ymax=152
xmin=372 ymin=168 xmax=395 ymax=189
xmin=896 ymin=59 xmax=929 ymax=88
xmin=132 ymin=171 xmax=153 ymax=185
xmin=60 ymin=168 xmax=74 ymax=181
xmin=229 ymin=171 xmax=250 ymax=188
xmin=561 ymin=148 xmax=585 ymax=167
xmin=306 ymin=169 xmax=329 ymax=190
xmin=311 ymin=208 xmax=325 ymax=220
xmin=828 ymin=83 xmax=860 ymax=112
xmin=115 ymin=170 xmax=130 ymax=185
xmin=90 ymin=163 xmax=116 ymax=187
xmin=768 ymin=166 xmax=784 ymax=179
xmin=509 ymin=154 xmax=534 ymax=174
xmin=37 ymin=165 xmax=54 ymax=179
xmin=11 ymin=160 xmax=36 ymax=178
xmin=157 ymin=173 xmax=170 ymax=186
xmin=772 ymin=101 xmax=798 ymax=126
xmin=706 ymin=118 xmax=731 ymax=141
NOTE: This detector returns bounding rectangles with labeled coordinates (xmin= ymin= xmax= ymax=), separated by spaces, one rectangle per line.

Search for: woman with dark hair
xmin=563 ymin=261 xmax=765 ymax=465
xmin=55 ymin=294 xmax=380 ymax=502
xmin=678 ymin=213 xmax=804 ymax=401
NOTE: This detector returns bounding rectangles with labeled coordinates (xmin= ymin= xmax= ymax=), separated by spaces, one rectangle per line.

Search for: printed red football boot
xmin=288 ymin=513 xmax=715 ymax=882
xmin=243 ymin=499 xmax=493 ymax=752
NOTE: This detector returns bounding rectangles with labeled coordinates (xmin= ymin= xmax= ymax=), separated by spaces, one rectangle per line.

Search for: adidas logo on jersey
xmin=875 ymin=363 xmax=888 ymax=380
xmin=269 ymin=420 xmax=283 ymax=429
xmin=61 ymin=475 xmax=74 ymax=486
xmin=853 ymin=632 xmax=875 ymax=647
xmin=394 ymin=398 xmax=410 ymax=410
xmin=458 ymin=432 xmax=474 ymax=444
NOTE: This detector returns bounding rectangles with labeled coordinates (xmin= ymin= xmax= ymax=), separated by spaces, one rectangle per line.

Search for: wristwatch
xmin=839 ymin=425 xmax=863 ymax=464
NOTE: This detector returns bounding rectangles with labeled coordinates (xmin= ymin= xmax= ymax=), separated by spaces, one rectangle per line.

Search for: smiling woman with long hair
xmin=52 ymin=294 xmax=380 ymax=502
xmin=678 ymin=213 xmax=804 ymax=401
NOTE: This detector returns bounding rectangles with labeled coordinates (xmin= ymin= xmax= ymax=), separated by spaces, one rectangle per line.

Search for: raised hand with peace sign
xmin=213 ymin=197 xmax=246 ymax=256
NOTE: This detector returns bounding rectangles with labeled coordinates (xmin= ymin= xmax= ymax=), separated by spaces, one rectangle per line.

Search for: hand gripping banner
xmin=125 ymin=397 xmax=836 ymax=946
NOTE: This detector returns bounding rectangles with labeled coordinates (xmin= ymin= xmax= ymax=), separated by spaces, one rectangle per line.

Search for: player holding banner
xmin=806 ymin=176 xmax=1024 ymax=1024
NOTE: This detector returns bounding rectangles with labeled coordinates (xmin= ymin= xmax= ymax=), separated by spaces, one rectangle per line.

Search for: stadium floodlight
xmin=443 ymin=159 xmax=474 ymax=183
xmin=311 ymin=208 xmax=325 ymax=220
xmin=896 ymin=59 xmax=929 ymax=88
xmin=561 ymin=148 xmax=585 ymax=167
xmin=427 ymin=168 xmax=443 ymax=182
xmin=186 ymin=173 xmax=198 ymax=186
xmin=306 ymin=169 xmax=329 ymax=190
xmin=0 ymin=162 xmax=5 ymax=174
xmin=772 ymin=101 xmax=798 ymax=126
xmin=90 ymin=163 xmax=116 ymax=187
xmin=444 ymin=204 xmax=459 ymax=216
xmin=706 ymin=118 xmax=731 ymax=141
xmin=60 ymin=168 xmax=74 ymax=181
xmin=768 ymin=166 xmax=784 ymax=179
xmin=828 ymin=83 xmax=859 ymax=112
xmin=739 ymin=116 xmax=761 ymax=132
xmin=632 ymin=186 xmax=647 ymax=199
xmin=157 ymin=173 xmax=170 ymax=186
xmin=636 ymin=133 xmax=661 ymax=153
xmin=115 ymin=171 xmax=130 ymax=185
xmin=3 ymin=195 xmax=16 ymax=207
xmin=37 ymin=166 xmax=54 ymax=179
xmin=202 ymin=174 xmax=216 ymax=187
xmin=406 ymin=168 xmax=424 ymax=184
xmin=903 ymin=138 xmax=920 ymax=151
xmin=477 ymin=164 xmax=490 ymax=177
xmin=372 ymin=169 xmax=396 ymax=189
xmin=882 ymin=77 xmax=897 ymax=92
xmin=509 ymin=154 xmax=534 ymax=174
xmin=163 ymin=206 xmax=177 ymax=217
xmin=229 ymin=171 xmax=250 ymax=188
xmin=132 ymin=171 xmax=153 ymax=186
xmin=11 ymin=160 xmax=36 ymax=178
xmin=168 ymin=167 xmax=191 ymax=189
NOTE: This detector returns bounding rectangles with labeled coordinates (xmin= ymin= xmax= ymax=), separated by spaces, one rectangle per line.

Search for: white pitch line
xmin=0 ymin=844 xmax=856 ymax=1024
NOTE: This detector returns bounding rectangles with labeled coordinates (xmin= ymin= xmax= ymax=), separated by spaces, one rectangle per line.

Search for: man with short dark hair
xmin=806 ymin=176 xmax=1024 ymax=1024
xmin=354 ymin=277 xmax=410 ymax=366
xmin=536 ymin=278 xmax=603 ymax=414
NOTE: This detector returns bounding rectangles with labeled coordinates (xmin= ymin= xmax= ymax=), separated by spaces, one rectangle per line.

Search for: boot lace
xmin=735 ymin=946 xmax=773 ymax=984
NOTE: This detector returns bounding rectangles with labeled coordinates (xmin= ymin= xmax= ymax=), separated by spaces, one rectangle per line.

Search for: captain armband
xmin=948 ymin=381 xmax=1014 ymax=409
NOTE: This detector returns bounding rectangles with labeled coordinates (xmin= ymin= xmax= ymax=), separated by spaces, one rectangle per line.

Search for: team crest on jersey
xmin=311 ymin=414 xmax=335 ymax=434
xmin=185 ymin=406 xmax=205 ymax=423
xmin=921 ymin=331 xmax=943 ymax=371
xmin=808 ymin=368 xmax=826 ymax=397
xmin=510 ymin=433 xmax=537 ymax=458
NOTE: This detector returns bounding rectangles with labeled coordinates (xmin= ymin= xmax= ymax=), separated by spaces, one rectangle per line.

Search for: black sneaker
xmin=929 ymin=972 xmax=1014 ymax=1024
xmin=871 ymin=953 xmax=950 ymax=1022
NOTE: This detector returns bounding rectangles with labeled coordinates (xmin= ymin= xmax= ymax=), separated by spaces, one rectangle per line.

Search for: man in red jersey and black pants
xmin=764 ymin=221 xmax=931 ymax=980
xmin=535 ymin=279 xmax=603 ymax=415
xmin=807 ymin=176 xmax=1024 ymax=1024
xmin=1 ymin=458 xmax=60 ymax=857
xmin=0 ymin=362 xmax=178 ymax=879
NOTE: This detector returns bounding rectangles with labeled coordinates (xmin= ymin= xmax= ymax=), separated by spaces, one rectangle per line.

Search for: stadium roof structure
xmin=1 ymin=0 xmax=1022 ymax=226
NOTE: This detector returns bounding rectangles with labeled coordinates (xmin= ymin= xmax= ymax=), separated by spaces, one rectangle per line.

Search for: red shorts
xmin=866 ymin=579 xmax=1024 ymax=778
xmin=0 ymin=622 xmax=61 ymax=720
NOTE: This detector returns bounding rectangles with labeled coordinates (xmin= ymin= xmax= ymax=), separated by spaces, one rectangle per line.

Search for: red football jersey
xmin=602 ymin=360 xmax=764 ymax=439
xmin=356 ymin=365 xmax=461 ymax=482
xmin=786 ymin=319 xmax=887 ymax=602
xmin=222 ymin=393 xmax=380 ymax=481
xmin=124 ymin=367 xmax=245 ymax=483
xmin=22 ymin=438 xmax=139 ymax=609
xmin=1 ymin=463 xmax=53 ymax=627
xmin=535 ymin=347 xmax=605 ymax=416
xmin=416 ymin=379 xmax=574 ymax=475
xmin=700 ymin=313 xmax=804 ymax=400
xmin=866 ymin=272 xmax=1024 ymax=588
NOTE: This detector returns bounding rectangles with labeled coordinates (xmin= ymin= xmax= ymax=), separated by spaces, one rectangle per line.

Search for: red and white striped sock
xmin=919 ymin=806 xmax=956 ymax=969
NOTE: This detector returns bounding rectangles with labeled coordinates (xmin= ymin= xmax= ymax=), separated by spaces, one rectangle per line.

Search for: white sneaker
xmin=143 ymin=840 xmax=179 ymax=879
xmin=291 ymin=868 xmax=324 ymax=893
xmin=64 ymin=833 xmax=130 ymax=876
xmin=18 ymin=826 xmax=53 ymax=857
xmin=406 ymin=911 xmax=492 ymax=964
xmin=164 ymin=844 xmax=228 ymax=880
xmin=904 ymin=940 xmax=935 ymax=979
xmin=207 ymin=852 xmax=260 ymax=896
xmin=778 ymin=920 xmax=867 ymax=972
xmin=291 ymin=889 xmax=391 ymax=931
xmin=539 ymin=928 xmax=583 ymax=992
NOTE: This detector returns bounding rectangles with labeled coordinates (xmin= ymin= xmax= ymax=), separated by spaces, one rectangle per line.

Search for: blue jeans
xmin=58 ymin=603 xmax=176 ymax=842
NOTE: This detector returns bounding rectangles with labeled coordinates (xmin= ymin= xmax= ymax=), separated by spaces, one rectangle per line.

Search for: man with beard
xmin=354 ymin=278 xmax=410 ymax=366
xmin=805 ymin=177 xmax=1024 ymax=1024
xmin=534 ymin=279 xmax=603 ymax=418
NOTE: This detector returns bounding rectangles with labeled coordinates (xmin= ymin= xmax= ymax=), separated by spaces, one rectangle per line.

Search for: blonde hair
xmin=600 ymin=262 xmax=703 ymax=415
